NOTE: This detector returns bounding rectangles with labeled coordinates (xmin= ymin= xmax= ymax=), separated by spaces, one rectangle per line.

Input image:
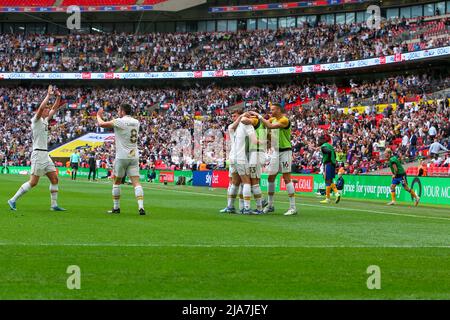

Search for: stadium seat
xmin=428 ymin=167 xmax=436 ymax=176
xmin=406 ymin=167 xmax=419 ymax=176
xmin=427 ymin=167 xmax=449 ymax=176
xmin=61 ymin=0 xmax=137 ymax=5
xmin=436 ymin=167 xmax=450 ymax=175
xmin=0 ymin=0 xmax=55 ymax=6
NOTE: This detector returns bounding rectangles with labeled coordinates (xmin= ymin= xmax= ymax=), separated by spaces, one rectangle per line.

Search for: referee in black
xmin=87 ymin=152 xmax=97 ymax=181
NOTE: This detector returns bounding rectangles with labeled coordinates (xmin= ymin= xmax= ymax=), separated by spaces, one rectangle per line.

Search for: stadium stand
xmin=61 ymin=0 xmax=137 ymax=5
xmin=1 ymin=74 xmax=449 ymax=175
xmin=0 ymin=0 xmax=56 ymax=6
xmin=0 ymin=17 xmax=448 ymax=72
xmin=0 ymin=0 xmax=169 ymax=7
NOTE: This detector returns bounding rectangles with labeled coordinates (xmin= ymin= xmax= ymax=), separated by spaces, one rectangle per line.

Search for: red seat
xmin=0 ymin=0 xmax=55 ymax=6
xmin=61 ymin=0 xmax=136 ymax=5
xmin=427 ymin=168 xmax=434 ymax=176
xmin=438 ymin=167 xmax=449 ymax=175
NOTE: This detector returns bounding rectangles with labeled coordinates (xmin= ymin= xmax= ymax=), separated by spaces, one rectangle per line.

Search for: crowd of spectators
xmin=290 ymin=97 xmax=450 ymax=174
xmin=1 ymin=72 xmax=449 ymax=174
xmin=0 ymin=16 xmax=449 ymax=73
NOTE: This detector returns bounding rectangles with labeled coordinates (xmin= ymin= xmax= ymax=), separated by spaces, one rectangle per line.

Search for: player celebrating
xmin=232 ymin=112 xmax=259 ymax=214
xmin=249 ymin=104 xmax=297 ymax=216
xmin=96 ymin=104 xmax=146 ymax=215
xmin=8 ymin=85 xmax=66 ymax=211
xmin=220 ymin=110 xmax=244 ymax=214
xmin=248 ymin=113 xmax=267 ymax=214
xmin=318 ymin=134 xmax=341 ymax=204
xmin=385 ymin=148 xmax=420 ymax=206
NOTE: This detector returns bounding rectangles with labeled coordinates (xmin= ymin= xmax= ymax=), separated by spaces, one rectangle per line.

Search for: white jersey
xmin=228 ymin=124 xmax=237 ymax=164
xmin=31 ymin=115 xmax=49 ymax=151
xmin=113 ymin=116 xmax=140 ymax=160
xmin=30 ymin=115 xmax=56 ymax=176
xmin=232 ymin=122 xmax=255 ymax=165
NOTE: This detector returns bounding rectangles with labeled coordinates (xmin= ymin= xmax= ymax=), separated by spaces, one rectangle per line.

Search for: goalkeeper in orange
xmin=318 ymin=134 xmax=341 ymax=204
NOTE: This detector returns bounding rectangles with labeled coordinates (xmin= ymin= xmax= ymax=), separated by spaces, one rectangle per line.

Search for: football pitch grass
xmin=0 ymin=174 xmax=449 ymax=300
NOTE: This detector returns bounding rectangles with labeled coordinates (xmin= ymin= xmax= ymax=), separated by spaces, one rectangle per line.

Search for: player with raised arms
xmin=8 ymin=85 xmax=66 ymax=212
xmin=220 ymin=110 xmax=244 ymax=214
xmin=96 ymin=104 xmax=146 ymax=215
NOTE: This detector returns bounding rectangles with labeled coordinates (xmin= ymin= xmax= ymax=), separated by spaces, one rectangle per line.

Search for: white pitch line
xmin=141 ymin=185 xmax=450 ymax=222
xmin=0 ymin=242 xmax=448 ymax=249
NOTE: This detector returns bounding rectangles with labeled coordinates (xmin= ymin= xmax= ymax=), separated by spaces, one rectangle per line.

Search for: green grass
xmin=0 ymin=174 xmax=449 ymax=299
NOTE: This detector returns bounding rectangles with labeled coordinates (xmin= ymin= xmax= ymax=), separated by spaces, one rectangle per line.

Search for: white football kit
xmin=248 ymin=121 xmax=267 ymax=179
xmin=229 ymin=122 xmax=255 ymax=177
xmin=30 ymin=115 xmax=56 ymax=177
xmin=112 ymin=116 xmax=140 ymax=178
xmin=228 ymin=124 xmax=237 ymax=178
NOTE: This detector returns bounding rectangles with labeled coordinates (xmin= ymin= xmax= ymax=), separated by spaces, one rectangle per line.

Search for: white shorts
xmin=267 ymin=150 xmax=292 ymax=175
xmin=249 ymin=151 xmax=266 ymax=179
xmin=113 ymin=158 xmax=140 ymax=178
xmin=228 ymin=164 xmax=236 ymax=178
xmin=30 ymin=151 xmax=56 ymax=177
xmin=230 ymin=163 xmax=250 ymax=177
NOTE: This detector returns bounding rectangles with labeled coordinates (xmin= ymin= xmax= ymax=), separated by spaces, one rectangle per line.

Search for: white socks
xmin=11 ymin=182 xmax=60 ymax=208
xmin=134 ymin=186 xmax=144 ymax=210
xmin=267 ymin=182 xmax=275 ymax=207
xmin=49 ymin=184 xmax=59 ymax=207
xmin=112 ymin=184 xmax=144 ymax=210
xmin=11 ymin=182 xmax=59 ymax=208
xmin=238 ymin=184 xmax=244 ymax=210
xmin=242 ymin=184 xmax=252 ymax=210
xmin=11 ymin=182 xmax=31 ymax=202
xmin=252 ymin=184 xmax=263 ymax=210
xmin=286 ymin=182 xmax=296 ymax=209
xmin=227 ymin=184 xmax=238 ymax=208
xmin=112 ymin=184 xmax=121 ymax=209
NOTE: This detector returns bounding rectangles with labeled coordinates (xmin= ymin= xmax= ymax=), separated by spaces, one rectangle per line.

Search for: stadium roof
xmin=0 ymin=0 xmax=206 ymax=13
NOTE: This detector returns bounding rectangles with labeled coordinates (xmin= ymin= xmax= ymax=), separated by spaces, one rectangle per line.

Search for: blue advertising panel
xmin=193 ymin=171 xmax=212 ymax=187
